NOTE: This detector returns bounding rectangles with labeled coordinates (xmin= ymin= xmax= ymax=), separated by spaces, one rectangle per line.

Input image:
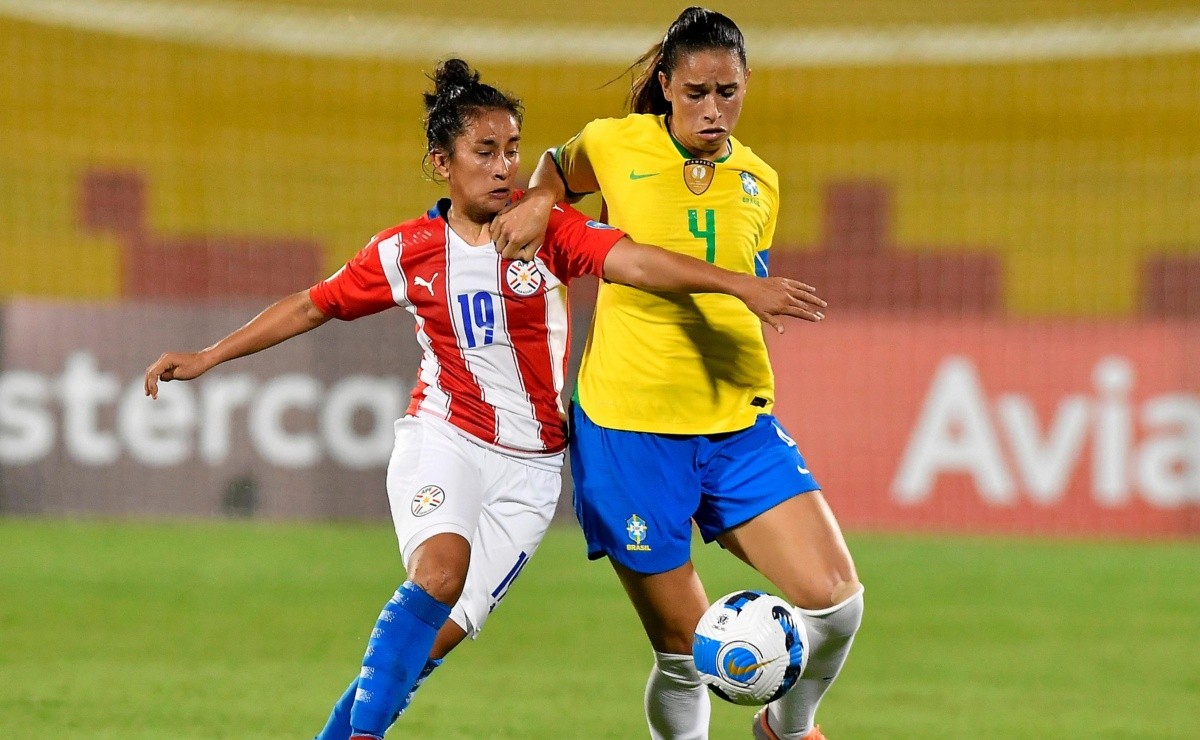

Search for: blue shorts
xmin=569 ymin=403 xmax=821 ymax=575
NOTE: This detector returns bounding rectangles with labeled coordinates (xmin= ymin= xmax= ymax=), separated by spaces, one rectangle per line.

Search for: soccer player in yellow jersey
xmin=493 ymin=8 xmax=863 ymax=740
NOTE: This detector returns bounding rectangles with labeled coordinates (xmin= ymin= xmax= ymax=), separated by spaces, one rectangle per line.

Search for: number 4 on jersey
xmin=688 ymin=208 xmax=717 ymax=263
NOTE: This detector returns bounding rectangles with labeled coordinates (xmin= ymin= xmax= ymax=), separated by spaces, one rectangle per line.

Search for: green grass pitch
xmin=1 ymin=519 xmax=1196 ymax=738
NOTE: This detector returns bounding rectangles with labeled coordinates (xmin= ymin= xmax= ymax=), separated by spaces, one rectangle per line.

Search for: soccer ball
xmin=692 ymin=590 xmax=808 ymax=706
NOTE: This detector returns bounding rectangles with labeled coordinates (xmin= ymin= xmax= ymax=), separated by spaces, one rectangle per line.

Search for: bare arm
xmin=144 ymin=290 xmax=331 ymax=399
xmin=602 ymin=238 xmax=827 ymax=333
xmin=529 ymin=149 xmax=570 ymax=202
xmin=492 ymin=150 xmax=572 ymax=261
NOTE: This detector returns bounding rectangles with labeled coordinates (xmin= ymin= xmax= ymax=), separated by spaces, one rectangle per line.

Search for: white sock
xmin=645 ymin=651 xmax=710 ymax=740
xmin=766 ymin=586 xmax=864 ymax=739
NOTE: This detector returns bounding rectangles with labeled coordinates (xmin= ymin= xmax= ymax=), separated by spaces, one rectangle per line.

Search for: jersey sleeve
xmin=755 ymin=172 xmax=780 ymax=276
xmin=541 ymin=203 xmax=625 ymax=282
xmin=756 ymin=205 xmax=778 ymax=277
xmin=553 ymin=119 xmax=607 ymax=197
xmin=308 ymin=235 xmax=399 ymax=320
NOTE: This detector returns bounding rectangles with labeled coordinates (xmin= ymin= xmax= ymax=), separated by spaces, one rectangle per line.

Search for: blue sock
xmin=315 ymin=657 xmax=444 ymax=740
xmin=397 ymin=657 xmax=443 ymax=717
xmin=314 ymin=676 xmax=358 ymax=740
xmin=349 ymin=582 xmax=451 ymax=738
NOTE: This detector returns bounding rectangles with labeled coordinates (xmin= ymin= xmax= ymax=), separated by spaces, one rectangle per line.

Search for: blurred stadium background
xmin=1 ymin=1 xmax=1197 ymax=737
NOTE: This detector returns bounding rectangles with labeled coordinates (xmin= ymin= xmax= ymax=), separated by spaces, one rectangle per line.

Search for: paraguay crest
xmin=505 ymin=260 xmax=543 ymax=296
xmin=411 ymin=485 xmax=445 ymax=517
xmin=683 ymin=158 xmax=716 ymax=195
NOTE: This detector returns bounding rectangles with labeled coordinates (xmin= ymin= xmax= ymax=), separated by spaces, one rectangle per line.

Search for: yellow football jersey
xmin=556 ymin=113 xmax=779 ymax=434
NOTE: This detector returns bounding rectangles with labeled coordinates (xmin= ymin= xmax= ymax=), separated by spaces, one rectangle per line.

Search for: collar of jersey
xmin=427 ymin=198 xmax=451 ymax=221
xmin=426 ymin=191 xmax=525 ymax=223
xmin=664 ymin=115 xmax=733 ymax=163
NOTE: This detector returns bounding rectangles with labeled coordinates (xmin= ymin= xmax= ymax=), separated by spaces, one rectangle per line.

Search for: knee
xmin=645 ymin=611 xmax=704 ymax=656
xmin=830 ymin=578 xmax=863 ymax=608
xmin=407 ymin=533 xmax=470 ymax=606
xmin=409 ymin=564 xmax=466 ymax=606
xmin=649 ymin=625 xmax=698 ymax=657
xmin=834 ymin=580 xmax=864 ymax=632
xmin=799 ymin=580 xmax=864 ymax=640
xmin=787 ymin=575 xmax=863 ymax=612
xmin=661 ymin=633 xmax=696 ymax=657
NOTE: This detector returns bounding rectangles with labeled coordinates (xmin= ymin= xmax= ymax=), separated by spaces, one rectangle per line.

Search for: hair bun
xmin=434 ymin=58 xmax=479 ymax=96
xmin=423 ymin=58 xmax=480 ymax=112
xmin=421 ymin=57 xmax=523 ymax=157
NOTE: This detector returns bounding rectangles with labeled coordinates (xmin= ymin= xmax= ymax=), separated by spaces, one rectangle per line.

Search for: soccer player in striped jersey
xmin=493 ymin=8 xmax=864 ymax=740
xmin=143 ymin=58 xmax=824 ymax=739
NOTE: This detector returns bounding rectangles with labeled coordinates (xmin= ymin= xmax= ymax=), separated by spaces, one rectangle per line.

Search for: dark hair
xmin=423 ymin=58 xmax=523 ymax=158
xmin=627 ymin=7 xmax=747 ymax=115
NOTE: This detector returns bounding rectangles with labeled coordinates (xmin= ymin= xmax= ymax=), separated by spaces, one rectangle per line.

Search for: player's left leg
xmin=695 ymin=415 xmax=862 ymax=740
xmin=717 ymin=494 xmax=862 ymax=740
xmin=339 ymin=416 xmax=484 ymax=739
xmin=318 ymin=429 xmax=559 ymax=739
xmin=370 ymin=442 xmax=560 ymax=733
xmin=346 ymin=534 xmax=465 ymax=740
xmin=314 ymin=622 xmax=465 ymax=740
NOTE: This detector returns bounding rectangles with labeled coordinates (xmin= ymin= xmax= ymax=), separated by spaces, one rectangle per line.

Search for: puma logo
xmin=413 ymin=272 xmax=439 ymax=296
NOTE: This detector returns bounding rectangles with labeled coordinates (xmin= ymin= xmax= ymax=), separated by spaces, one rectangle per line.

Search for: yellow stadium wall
xmin=1 ymin=3 xmax=1199 ymax=316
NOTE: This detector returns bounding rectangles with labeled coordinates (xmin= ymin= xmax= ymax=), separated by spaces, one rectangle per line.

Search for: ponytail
xmin=628 ymin=42 xmax=670 ymax=115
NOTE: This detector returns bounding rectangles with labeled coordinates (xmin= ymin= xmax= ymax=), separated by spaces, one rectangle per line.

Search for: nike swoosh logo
xmin=724 ymin=655 xmax=778 ymax=678
xmin=797 ymin=466 xmax=810 ymax=475
xmin=629 ymin=170 xmax=659 ymax=180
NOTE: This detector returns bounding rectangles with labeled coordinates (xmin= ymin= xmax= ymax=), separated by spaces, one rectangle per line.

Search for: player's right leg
xmin=569 ymin=401 xmax=711 ymax=740
xmin=612 ymin=560 xmax=713 ymax=740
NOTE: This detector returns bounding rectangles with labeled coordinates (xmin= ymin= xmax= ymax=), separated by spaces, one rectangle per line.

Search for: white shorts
xmin=387 ymin=415 xmax=563 ymax=638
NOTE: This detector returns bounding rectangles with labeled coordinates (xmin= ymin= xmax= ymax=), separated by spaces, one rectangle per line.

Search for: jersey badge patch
xmin=505 ymin=260 xmax=544 ymax=296
xmin=411 ymin=485 xmax=445 ymax=517
xmin=683 ymin=159 xmax=716 ymax=195
xmin=625 ymin=514 xmax=651 ymax=551
xmin=740 ymin=172 xmax=760 ymax=197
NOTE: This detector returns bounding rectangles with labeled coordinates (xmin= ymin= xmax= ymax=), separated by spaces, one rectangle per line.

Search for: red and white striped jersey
xmin=309 ymin=195 xmax=624 ymax=455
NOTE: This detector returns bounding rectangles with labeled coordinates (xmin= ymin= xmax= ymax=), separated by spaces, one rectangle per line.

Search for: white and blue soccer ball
xmin=692 ymin=590 xmax=808 ymax=706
